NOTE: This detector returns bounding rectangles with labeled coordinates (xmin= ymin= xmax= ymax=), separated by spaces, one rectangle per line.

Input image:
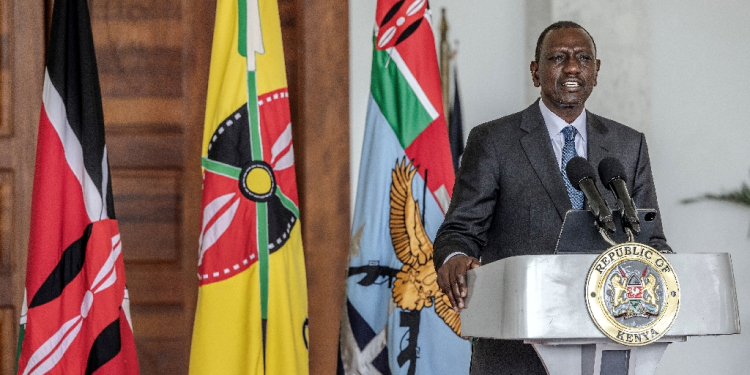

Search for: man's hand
xmin=437 ymin=254 xmax=481 ymax=312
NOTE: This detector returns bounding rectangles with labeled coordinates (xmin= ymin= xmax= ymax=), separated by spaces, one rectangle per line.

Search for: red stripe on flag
xmin=394 ymin=21 xmax=445 ymax=122
xmin=404 ymin=116 xmax=455 ymax=202
xmin=258 ymin=88 xmax=299 ymax=207
xmin=198 ymin=172 xmax=260 ymax=286
xmin=25 ymin=104 xmax=92 ymax=297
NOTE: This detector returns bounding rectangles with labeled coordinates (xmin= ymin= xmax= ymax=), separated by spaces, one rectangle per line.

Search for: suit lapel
xmin=520 ymin=100 xmax=571 ymax=220
xmin=585 ymin=111 xmax=610 ymax=180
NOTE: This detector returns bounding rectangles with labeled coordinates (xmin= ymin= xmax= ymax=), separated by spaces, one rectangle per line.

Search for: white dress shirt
xmin=538 ymin=99 xmax=587 ymax=169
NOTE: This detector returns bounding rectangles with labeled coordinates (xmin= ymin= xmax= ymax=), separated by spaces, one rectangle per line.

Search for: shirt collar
xmin=539 ymin=99 xmax=587 ymax=143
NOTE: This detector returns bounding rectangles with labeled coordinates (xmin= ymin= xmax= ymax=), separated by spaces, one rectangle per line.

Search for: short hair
xmin=534 ymin=21 xmax=597 ymax=63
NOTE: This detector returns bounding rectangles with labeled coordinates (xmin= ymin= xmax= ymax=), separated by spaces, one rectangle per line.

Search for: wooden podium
xmin=461 ymin=253 xmax=740 ymax=375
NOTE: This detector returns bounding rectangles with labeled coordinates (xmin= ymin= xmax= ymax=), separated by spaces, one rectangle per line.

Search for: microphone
xmin=598 ymin=157 xmax=640 ymax=235
xmin=565 ymin=157 xmax=616 ymax=233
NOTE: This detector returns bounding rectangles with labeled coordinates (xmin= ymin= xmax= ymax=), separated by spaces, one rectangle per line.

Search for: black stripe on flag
xmin=449 ymin=67 xmax=464 ymax=173
xmin=29 ymin=223 xmax=93 ymax=308
xmin=85 ymin=315 xmax=122 ymax=375
xmin=45 ymin=0 xmax=115 ymax=219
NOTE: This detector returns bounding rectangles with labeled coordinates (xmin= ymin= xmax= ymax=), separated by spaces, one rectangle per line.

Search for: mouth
xmin=562 ymin=80 xmax=581 ymax=88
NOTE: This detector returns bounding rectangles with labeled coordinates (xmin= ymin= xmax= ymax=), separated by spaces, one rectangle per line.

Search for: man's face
xmin=531 ymin=27 xmax=600 ymax=111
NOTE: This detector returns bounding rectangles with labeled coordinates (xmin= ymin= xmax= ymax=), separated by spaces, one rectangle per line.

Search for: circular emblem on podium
xmin=585 ymin=243 xmax=680 ymax=346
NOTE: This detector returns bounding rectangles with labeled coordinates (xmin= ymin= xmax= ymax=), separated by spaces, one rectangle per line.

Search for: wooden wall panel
xmin=90 ymin=1 xmax=181 ymax=20
xmin=287 ymin=1 xmax=351 ymax=374
xmin=0 ymin=171 xmax=12 ymax=275
xmin=0 ymin=0 xmax=10 ymax=137
xmin=0 ymin=0 xmax=43 ymax=372
xmin=126 ymin=266 xmax=184 ymax=305
xmin=1 ymin=0 xmax=350 ymax=373
xmin=98 ymin=47 xmax=183 ymax=98
xmin=0 ymin=0 xmax=10 ymax=283
xmin=0 ymin=307 xmax=14 ymax=375
xmin=135 ymin=339 xmax=187 ymax=375
xmin=103 ymin=99 xmax=182 ymax=125
xmin=88 ymin=0 xmax=213 ymax=373
xmin=279 ymin=0 xmax=300 ymax=128
xmin=112 ymin=170 xmax=181 ymax=263
xmin=107 ymin=126 xmax=183 ymax=169
xmin=0 ymin=171 xmax=14 ymax=375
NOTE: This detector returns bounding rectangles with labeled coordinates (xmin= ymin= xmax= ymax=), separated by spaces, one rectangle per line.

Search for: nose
xmin=563 ymin=57 xmax=581 ymax=74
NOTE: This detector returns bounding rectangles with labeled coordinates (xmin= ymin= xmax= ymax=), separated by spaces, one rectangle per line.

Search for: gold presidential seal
xmin=585 ymin=243 xmax=680 ymax=346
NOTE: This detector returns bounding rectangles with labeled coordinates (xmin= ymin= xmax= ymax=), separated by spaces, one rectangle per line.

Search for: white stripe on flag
xmin=20 ymin=289 xmax=28 ymax=324
xmin=99 ymin=146 xmax=110 ymax=220
xmin=270 ymin=123 xmax=293 ymax=164
xmin=273 ymin=145 xmax=294 ymax=171
xmin=198 ymin=192 xmax=235 ymax=265
xmin=245 ymin=0 xmax=265 ymax=71
xmin=93 ymin=237 xmax=122 ymax=294
xmin=199 ymin=195 xmax=240 ymax=266
xmin=388 ymin=48 xmax=439 ymax=120
xmin=122 ymin=287 xmax=134 ymax=329
xmin=28 ymin=318 xmax=83 ymax=375
xmin=21 ymin=316 xmax=82 ymax=375
xmin=433 ymin=184 xmax=451 ymax=214
xmin=42 ymin=69 xmax=105 ymax=222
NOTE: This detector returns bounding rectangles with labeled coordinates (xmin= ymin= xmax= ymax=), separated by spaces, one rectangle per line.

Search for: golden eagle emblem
xmin=389 ymin=158 xmax=461 ymax=336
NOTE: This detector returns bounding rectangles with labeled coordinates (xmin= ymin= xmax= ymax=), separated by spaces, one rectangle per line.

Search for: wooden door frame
xmin=1 ymin=1 xmax=45 ymax=373
xmin=288 ymin=1 xmax=350 ymax=374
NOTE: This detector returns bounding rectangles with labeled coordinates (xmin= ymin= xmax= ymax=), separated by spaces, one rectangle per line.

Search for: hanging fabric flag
xmin=449 ymin=67 xmax=465 ymax=173
xmin=189 ymin=0 xmax=309 ymax=374
xmin=15 ymin=0 xmax=139 ymax=374
xmin=338 ymin=1 xmax=471 ymax=374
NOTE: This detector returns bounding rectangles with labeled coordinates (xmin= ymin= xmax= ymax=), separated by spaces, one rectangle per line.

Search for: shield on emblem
xmin=627 ymin=274 xmax=644 ymax=299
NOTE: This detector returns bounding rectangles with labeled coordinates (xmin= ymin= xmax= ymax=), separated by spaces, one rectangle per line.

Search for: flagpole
xmin=439 ymin=8 xmax=451 ymax=126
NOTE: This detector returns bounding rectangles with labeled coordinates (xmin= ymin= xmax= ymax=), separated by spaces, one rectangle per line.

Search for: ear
xmin=593 ymin=59 xmax=601 ymax=86
xmin=530 ymin=61 xmax=540 ymax=88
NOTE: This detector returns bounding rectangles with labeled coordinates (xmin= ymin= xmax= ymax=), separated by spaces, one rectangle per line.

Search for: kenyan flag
xmin=188 ymin=0 xmax=308 ymax=374
xmin=338 ymin=1 xmax=471 ymax=374
xmin=16 ymin=0 xmax=139 ymax=374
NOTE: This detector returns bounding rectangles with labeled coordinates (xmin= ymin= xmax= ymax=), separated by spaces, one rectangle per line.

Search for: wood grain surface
xmin=1 ymin=1 xmax=350 ymax=373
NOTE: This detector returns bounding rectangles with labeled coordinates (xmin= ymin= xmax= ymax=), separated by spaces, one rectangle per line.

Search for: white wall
xmin=650 ymin=1 xmax=750 ymax=373
xmin=349 ymin=0 xmax=527 ymax=210
xmin=349 ymin=0 xmax=378 ymax=213
xmin=551 ymin=0 xmax=652 ymax=136
xmin=349 ymin=1 xmax=750 ymax=373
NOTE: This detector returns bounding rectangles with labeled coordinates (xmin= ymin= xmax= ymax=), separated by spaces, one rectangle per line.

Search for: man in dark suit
xmin=434 ymin=21 xmax=671 ymax=374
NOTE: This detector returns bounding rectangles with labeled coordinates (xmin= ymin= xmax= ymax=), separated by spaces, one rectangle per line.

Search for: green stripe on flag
xmin=247 ymin=71 xmax=264 ymax=161
xmin=237 ymin=0 xmax=247 ymax=57
xmin=202 ymin=158 xmax=242 ymax=179
xmin=257 ymin=201 xmax=269 ymax=319
xmin=16 ymin=323 xmax=24 ymax=375
xmin=276 ymin=187 xmax=300 ymax=218
xmin=371 ymin=47 xmax=434 ymax=149
xmin=246 ymin=70 xmax=268 ymax=321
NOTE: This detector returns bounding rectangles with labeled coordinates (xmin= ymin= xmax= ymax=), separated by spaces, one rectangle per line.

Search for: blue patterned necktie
xmin=561 ymin=126 xmax=584 ymax=209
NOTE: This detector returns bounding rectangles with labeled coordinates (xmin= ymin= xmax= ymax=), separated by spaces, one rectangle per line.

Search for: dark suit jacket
xmin=433 ymin=100 xmax=670 ymax=374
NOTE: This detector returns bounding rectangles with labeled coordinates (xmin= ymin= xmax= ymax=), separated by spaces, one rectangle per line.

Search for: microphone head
xmin=598 ymin=157 xmax=628 ymax=184
xmin=565 ymin=156 xmax=596 ymax=191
